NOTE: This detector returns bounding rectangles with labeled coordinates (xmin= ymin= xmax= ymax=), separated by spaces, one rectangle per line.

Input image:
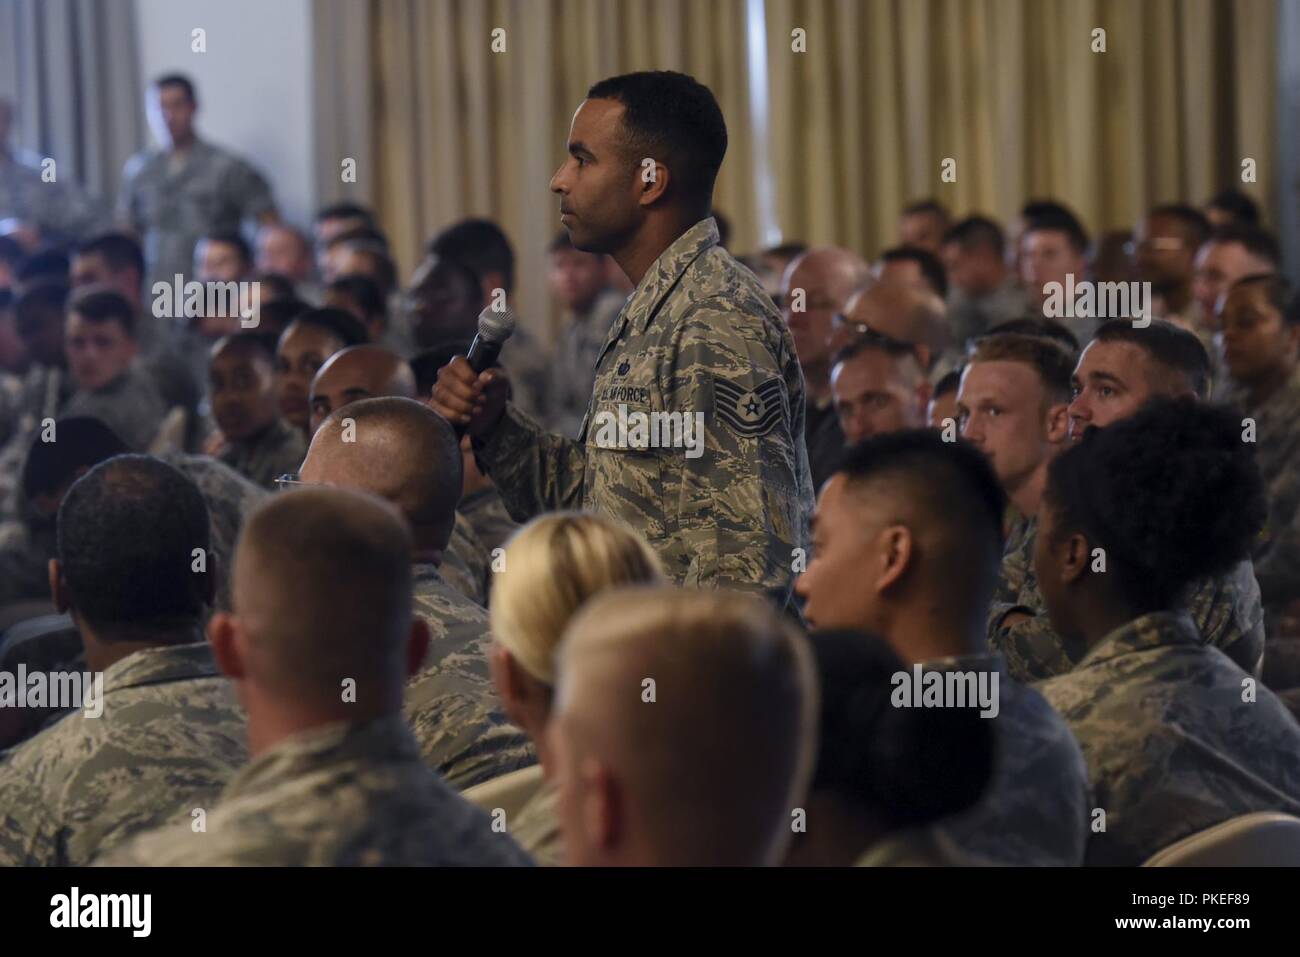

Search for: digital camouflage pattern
xmin=1036 ymin=611 xmax=1300 ymax=866
xmin=458 ymin=484 xmax=519 ymax=556
xmin=0 ymin=148 xmax=105 ymax=243
xmin=117 ymin=138 xmax=275 ymax=292
xmin=0 ymin=641 xmax=246 ymax=866
xmin=988 ymin=521 xmax=1265 ymax=681
xmin=100 ymin=714 xmax=534 ymax=866
xmin=217 ymin=417 xmax=306 ymax=490
xmin=61 ymin=366 xmax=169 ymax=452
xmin=476 ymin=218 xmax=813 ymax=602
xmin=442 ymin=512 xmax=491 ymax=605
xmin=924 ymin=653 xmax=1090 ymax=866
xmin=403 ymin=562 xmax=534 ymax=790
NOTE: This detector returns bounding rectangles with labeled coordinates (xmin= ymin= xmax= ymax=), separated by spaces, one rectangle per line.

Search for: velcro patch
xmin=714 ymin=376 xmax=786 ymax=437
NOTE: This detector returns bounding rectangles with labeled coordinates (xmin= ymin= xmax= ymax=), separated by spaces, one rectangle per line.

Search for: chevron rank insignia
xmin=714 ymin=376 xmax=786 ymax=437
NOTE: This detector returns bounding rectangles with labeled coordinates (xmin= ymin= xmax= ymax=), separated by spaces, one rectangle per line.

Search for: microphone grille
xmin=476 ymin=305 xmax=517 ymax=344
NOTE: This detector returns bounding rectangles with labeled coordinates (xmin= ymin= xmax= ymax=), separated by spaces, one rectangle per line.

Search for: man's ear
xmin=208 ymin=611 xmax=246 ymax=680
xmin=405 ymin=618 xmax=431 ymax=678
xmin=1045 ymin=401 xmax=1070 ymax=445
xmin=636 ymin=159 xmax=670 ymax=207
xmin=1058 ymin=531 xmax=1091 ymax=585
xmin=874 ymin=525 xmax=914 ymax=594
xmin=48 ymin=558 xmax=67 ymax=611
xmin=583 ymin=757 xmax=621 ymax=853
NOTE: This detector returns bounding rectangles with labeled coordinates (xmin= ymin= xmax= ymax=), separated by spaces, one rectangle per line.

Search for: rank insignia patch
xmin=714 ymin=376 xmax=786 ymax=437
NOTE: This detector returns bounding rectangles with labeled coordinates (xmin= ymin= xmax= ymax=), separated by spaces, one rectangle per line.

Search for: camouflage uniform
xmin=510 ymin=775 xmax=562 ymax=867
xmin=0 ymin=641 xmax=246 ymax=866
xmin=1036 ymin=611 xmax=1300 ymax=866
xmin=923 ymin=654 xmax=1091 ymax=866
xmin=217 ymin=417 xmax=306 ymax=490
xmin=62 ymin=366 xmax=169 ymax=452
xmin=0 ymin=148 xmax=105 ymax=243
xmin=117 ymin=138 xmax=276 ymax=294
xmin=545 ymin=288 xmax=626 ymax=438
xmin=475 ymin=218 xmax=814 ymax=601
xmin=442 ymin=511 xmax=491 ymax=605
xmin=101 ymin=714 xmax=533 ymax=866
xmin=989 ymin=523 xmax=1265 ymax=681
xmin=403 ymin=562 xmax=535 ymax=790
xmin=458 ymin=484 xmax=519 ymax=556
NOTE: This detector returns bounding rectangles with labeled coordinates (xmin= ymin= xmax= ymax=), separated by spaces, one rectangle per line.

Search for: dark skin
xmin=405 ymin=256 xmax=482 ymax=349
xmin=309 ymin=345 xmax=415 ymax=435
xmin=431 ymin=97 xmax=710 ymax=435
xmin=210 ymin=342 xmax=280 ymax=443
xmin=275 ymin=321 xmax=346 ymax=434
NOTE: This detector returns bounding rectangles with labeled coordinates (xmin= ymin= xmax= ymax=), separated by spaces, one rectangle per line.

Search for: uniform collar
xmin=101 ymin=639 xmax=219 ymax=694
xmin=621 ymin=217 xmax=720 ymax=337
xmin=1074 ymin=611 xmax=1200 ymax=670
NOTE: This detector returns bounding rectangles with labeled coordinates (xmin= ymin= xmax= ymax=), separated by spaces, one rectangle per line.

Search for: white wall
xmin=133 ymin=0 xmax=316 ymax=229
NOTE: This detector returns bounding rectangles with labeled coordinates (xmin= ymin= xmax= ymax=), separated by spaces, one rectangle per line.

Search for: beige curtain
xmin=371 ymin=0 xmax=1278 ymax=336
xmin=763 ymin=0 xmax=1277 ymax=255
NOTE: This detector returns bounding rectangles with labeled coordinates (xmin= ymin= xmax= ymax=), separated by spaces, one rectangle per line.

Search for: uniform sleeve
xmin=0 ymin=754 xmax=59 ymax=865
xmin=666 ymin=304 xmax=809 ymax=599
xmin=115 ymin=155 xmax=144 ymax=231
xmin=477 ymin=403 xmax=586 ymax=521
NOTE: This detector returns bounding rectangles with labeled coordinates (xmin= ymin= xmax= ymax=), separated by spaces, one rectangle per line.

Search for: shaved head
xmin=309 ymin=344 xmax=416 ymax=435
xmin=549 ymin=586 xmax=818 ymax=866
xmin=780 ymin=247 xmax=872 ymax=380
xmin=838 ymin=283 xmax=951 ymax=374
xmin=299 ymin=396 xmax=462 ymax=555
xmin=231 ymin=486 xmax=414 ymax=709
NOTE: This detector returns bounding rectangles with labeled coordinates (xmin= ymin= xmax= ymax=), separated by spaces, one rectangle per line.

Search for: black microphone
xmin=455 ymin=305 xmax=516 ymax=437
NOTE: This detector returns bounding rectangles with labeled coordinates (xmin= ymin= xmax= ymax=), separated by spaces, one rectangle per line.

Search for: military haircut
xmin=1226 ymin=272 xmax=1294 ymax=322
xmin=1092 ymin=318 xmax=1212 ymax=399
xmin=941 ymin=215 xmax=1004 ymax=257
xmin=201 ymin=230 xmax=253 ymax=269
xmin=1149 ymin=202 xmax=1212 ymax=252
xmin=1205 ymin=223 xmax=1280 ymax=266
xmin=427 ymin=218 xmax=513 ymax=293
xmin=969 ymin=332 xmax=1074 ymax=405
xmin=1045 ymin=397 xmax=1267 ymax=614
xmin=58 ymin=455 xmax=211 ymax=633
xmin=327 ymin=273 xmax=387 ymax=324
xmin=879 ymin=245 xmax=948 ymax=298
xmin=22 ymin=416 xmax=129 ymax=499
xmin=212 ymin=331 xmax=279 ymax=365
xmin=74 ymin=231 xmax=145 ymax=279
xmin=981 ymin=316 xmax=1080 ymax=355
xmin=289 ymin=306 xmax=369 ymax=348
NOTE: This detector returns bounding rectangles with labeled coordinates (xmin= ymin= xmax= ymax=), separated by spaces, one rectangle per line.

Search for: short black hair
xmin=325 ymin=226 xmax=390 ymax=252
xmin=336 ymin=242 xmax=397 ymax=295
xmin=808 ymin=628 xmax=994 ymax=830
xmin=980 ymin=317 xmax=1080 ymax=355
xmin=969 ymin=333 xmax=1075 ymax=405
xmin=836 ymin=430 xmax=1007 ymax=590
xmin=901 ymin=199 xmax=951 ymax=223
xmin=58 ymin=455 xmax=212 ymax=632
xmin=1093 ymin=318 xmax=1212 ymax=399
xmin=1148 ymin=203 xmax=1212 ymax=253
xmin=252 ymin=297 xmax=308 ymax=338
xmin=327 ymin=273 xmax=387 ymax=326
xmin=16 ymin=249 xmax=69 ymax=285
xmin=14 ymin=280 xmax=68 ymax=340
xmin=1207 ymin=187 xmax=1260 ymax=225
xmin=22 ymin=417 xmax=129 ymax=499
xmin=1204 ymin=223 xmax=1279 ymax=266
xmin=200 ymin=231 xmax=252 ymax=268
xmin=832 ymin=327 xmax=921 ymax=371
xmin=941 ymin=216 xmax=1005 ymax=257
xmin=314 ymin=202 xmax=375 ymax=227
xmin=932 ymin=368 xmax=962 ymax=399
xmin=879 ymin=246 xmax=948 ymax=298
xmin=1045 ymin=398 xmax=1267 ymax=614
xmin=1226 ymin=273 xmax=1295 ymax=321
xmin=586 ymin=71 xmax=728 ymax=208
xmin=253 ymin=272 xmax=298 ymax=303
xmin=154 ymin=73 xmax=196 ymax=103
xmin=69 ymin=287 xmax=136 ymax=337
xmin=73 ymin=232 xmax=145 ymax=279
xmin=212 ymin=331 xmax=278 ymax=364
xmin=286 ymin=307 xmax=368 ymax=348
xmin=1023 ymin=202 xmax=1089 ymax=255
xmin=428 ymin=218 xmax=514 ymax=294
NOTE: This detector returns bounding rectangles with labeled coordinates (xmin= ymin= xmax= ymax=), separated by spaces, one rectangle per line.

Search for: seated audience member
xmin=405 ymin=254 xmax=484 ymax=350
xmin=1020 ymin=206 xmax=1090 ymax=336
xmin=992 ymin=320 xmax=1266 ymax=682
xmin=1219 ymin=276 xmax=1300 ymax=652
xmin=1090 ymin=230 xmax=1138 ymax=286
xmin=1192 ymin=224 xmax=1278 ymax=324
xmin=1204 ymin=187 xmax=1260 ymax=229
xmin=898 ymin=199 xmax=951 ymax=254
xmin=545 ymin=231 xmax=625 ymax=437
xmin=246 ymin=296 xmax=306 ymax=341
xmin=957 ymin=334 xmax=1072 ymax=548
xmin=250 ymin=271 xmax=297 ymax=306
xmin=208 ymin=333 xmax=306 ymax=489
xmin=273 ymin=306 xmax=367 ymax=435
xmin=795 ymin=431 xmax=1090 ymax=866
xmin=830 ymin=330 xmax=928 ymax=444
xmin=488 ymin=513 xmax=666 ymax=864
xmin=325 ymin=273 xmax=394 ymax=349
xmin=754 ymin=242 xmax=808 ymax=307
xmin=926 ymin=368 xmax=962 ymax=429
xmin=549 ymin=586 xmax=818 ymax=866
xmin=834 ymin=281 xmax=954 ymax=380
xmin=70 ymin=231 xmax=145 ymax=310
xmin=195 ymin=231 xmax=253 ymax=284
xmin=877 ymin=246 xmax=947 ymax=299
xmin=939 ymin=216 xmax=1028 ymax=344
xmin=784 ymin=629 xmax=995 ymax=866
xmin=312 ymin=202 xmax=377 ymax=273
xmin=254 ymin=222 xmax=314 ymax=286
xmin=979 ymin=316 xmax=1080 ymax=354
xmin=1132 ymin=204 xmax=1212 ymax=332
xmin=0 ymin=456 xmax=246 ymax=865
xmin=103 ymin=487 xmax=533 ymax=866
xmin=61 ymin=287 xmax=167 ymax=450
xmin=305 ymin=343 xmax=489 ymax=604
xmin=332 ymin=237 xmax=398 ymax=298
xmin=1034 ymin=399 xmax=1300 ymax=866
xmin=300 ymin=397 xmax=532 ymax=788
xmin=780 ymin=247 xmax=873 ymax=489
